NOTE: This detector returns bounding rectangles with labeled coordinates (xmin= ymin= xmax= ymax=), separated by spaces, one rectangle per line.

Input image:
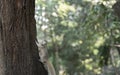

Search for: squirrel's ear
xmin=36 ymin=41 xmax=39 ymax=45
xmin=36 ymin=41 xmax=42 ymax=46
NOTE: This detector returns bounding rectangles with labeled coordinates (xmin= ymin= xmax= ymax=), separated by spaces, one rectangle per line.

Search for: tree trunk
xmin=0 ymin=5 xmax=5 ymax=75
xmin=113 ymin=1 xmax=120 ymax=18
xmin=0 ymin=0 xmax=48 ymax=75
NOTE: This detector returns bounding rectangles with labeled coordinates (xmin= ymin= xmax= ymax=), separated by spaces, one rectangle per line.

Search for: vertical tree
xmin=113 ymin=1 xmax=120 ymax=18
xmin=0 ymin=0 xmax=48 ymax=75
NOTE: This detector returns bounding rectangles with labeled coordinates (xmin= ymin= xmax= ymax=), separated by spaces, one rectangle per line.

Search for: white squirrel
xmin=37 ymin=40 xmax=56 ymax=75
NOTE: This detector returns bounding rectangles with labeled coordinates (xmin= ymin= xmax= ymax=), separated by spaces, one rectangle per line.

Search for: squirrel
xmin=37 ymin=40 xmax=56 ymax=75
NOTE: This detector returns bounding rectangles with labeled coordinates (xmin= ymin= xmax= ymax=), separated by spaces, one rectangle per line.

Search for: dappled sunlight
xmin=94 ymin=37 xmax=105 ymax=47
xmin=35 ymin=0 xmax=120 ymax=75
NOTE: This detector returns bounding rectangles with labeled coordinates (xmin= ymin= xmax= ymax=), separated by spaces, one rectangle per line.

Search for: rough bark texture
xmin=0 ymin=3 xmax=5 ymax=74
xmin=0 ymin=0 xmax=48 ymax=75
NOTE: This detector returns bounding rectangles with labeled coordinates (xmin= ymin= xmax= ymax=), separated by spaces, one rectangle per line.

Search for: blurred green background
xmin=35 ymin=0 xmax=120 ymax=75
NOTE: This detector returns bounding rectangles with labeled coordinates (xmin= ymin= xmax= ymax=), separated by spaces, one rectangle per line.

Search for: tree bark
xmin=113 ymin=1 xmax=120 ymax=18
xmin=0 ymin=0 xmax=48 ymax=75
xmin=0 ymin=3 xmax=5 ymax=74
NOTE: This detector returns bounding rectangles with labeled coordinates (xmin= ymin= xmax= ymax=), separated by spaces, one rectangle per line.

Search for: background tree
xmin=0 ymin=0 xmax=48 ymax=75
xmin=36 ymin=0 xmax=120 ymax=75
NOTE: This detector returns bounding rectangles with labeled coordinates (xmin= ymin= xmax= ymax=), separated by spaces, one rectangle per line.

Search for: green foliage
xmin=35 ymin=0 xmax=120 ymax=75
